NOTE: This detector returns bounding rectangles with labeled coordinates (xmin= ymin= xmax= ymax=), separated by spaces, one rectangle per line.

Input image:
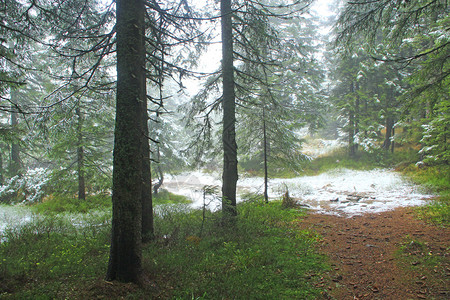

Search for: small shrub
xmin=281 ymin=190 xmax=297 ymax=209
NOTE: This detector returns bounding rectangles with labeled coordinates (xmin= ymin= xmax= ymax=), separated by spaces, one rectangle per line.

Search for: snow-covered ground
xmin=0 ymin=205 xmax=34 ymax=241
xmin=162 ymin=168 xmax=435 ymax=216
xmin=0 ymin=168 xmax=436 ymax=238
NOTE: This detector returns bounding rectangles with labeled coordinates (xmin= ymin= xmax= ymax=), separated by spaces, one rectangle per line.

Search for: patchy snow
xmin=163 ymin=171 xmax=222 ymax=210
xmin=162 ymin=168 xmax=435 ymax=216
xmin=0 ymin=169 xmax=436 ymax=239
xmin=0 ymin=205 xmax=34 ymax=242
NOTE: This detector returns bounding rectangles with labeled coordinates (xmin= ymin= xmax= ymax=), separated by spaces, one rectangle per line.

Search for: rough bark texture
xmin=152 ymin=145 xmax=163 ymax=195
xmin=76 ymin=104 xmax=86 ymax=201
xmin=221 ymin=0 xmax=238 ymax=221
xmin=10 ymin=91 xmax=21 ymax=176
xmin=141 ymin=104 xmax=154 ymax=243
xmin=106 ymin=0 xmax=145 ymax=283
xmin=263 ymin=109 xmax=269 ymax=204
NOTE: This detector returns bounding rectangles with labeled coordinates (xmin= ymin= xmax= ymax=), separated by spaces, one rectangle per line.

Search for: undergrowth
xmin=0 ymin=198 xmax=328 ymax=299
xmin=147 ymin=198 xmax=327 ymax=299
xmin=31 ymin=190 xmax=190 ymax=215
xmin=32 ymin=194 xmax=111 ymax=214
xmin=301 ymin=147 xmax=420 ymax=175
xmin=402 ymin=164 xmax=450 ymax=227
xmin=152 ymin=189 xmax=191 ymax=205
xmin=0 ymin=213 xmax=111 ymax=299
xmin=242 ymin=147 xmax=420 ymax=178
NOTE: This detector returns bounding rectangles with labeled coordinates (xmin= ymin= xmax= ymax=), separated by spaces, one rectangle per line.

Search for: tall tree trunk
xmin=348 ymin=82 xmax=357 ymax=158
xmin=391 ymin=127 xmax=395 ymax=153
xmin=383 ymin=116 xmax=394 ymax=151
xmin=76 ymin=103 xmax=86 ymax=200
xmin=263 ymin=104 xmax=269 ymax=204
xmin=152 ymin=144 xmax=164 ymax=195
xmin=221 ymin=0 xmax=238 ymax=221
xmin=10 ymin=90 xmax=21 ymax=176
xmin=0 ymin=148 xmax=3 ymax=185
xmin=348 ymin=111 xmax=356 ymax=157
xmin=107 ymin=0 xmax=146 ymax=283
xmin=354 ymin=82 xmax=360 ymax=155
xmin=141 ymin=104 xmax=154 ymax=243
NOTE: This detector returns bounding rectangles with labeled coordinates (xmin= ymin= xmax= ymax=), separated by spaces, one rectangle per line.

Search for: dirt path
xmin=297 ymin=207 xmax=449 ymax=299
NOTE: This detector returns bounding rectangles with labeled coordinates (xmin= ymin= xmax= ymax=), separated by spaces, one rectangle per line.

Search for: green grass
xmin=153 ymin=189 xmax=191 ymax=205
xmin=32 ymin=194 xmax=111 ymax=214
xmin=0 ymin=213 xmax=111 ymax=299
xmin=300 ymin=147 xmax=420 ymax=175
xmin=402 ymin=164 xmax=450 ymax=227
xmin=0 ymin=198 xmax=328 ymax=299
xmin=241 ymin=147 xmax=421 ymax=178
xmin=31 ymin=190 xmax=190 ymax=215
xmin=147 ymin=198 xmax=328 ymax=299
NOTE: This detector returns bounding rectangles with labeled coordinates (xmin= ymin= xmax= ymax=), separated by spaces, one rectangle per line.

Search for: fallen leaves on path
xmin=297 ymin=207 xmax=449 ymax=299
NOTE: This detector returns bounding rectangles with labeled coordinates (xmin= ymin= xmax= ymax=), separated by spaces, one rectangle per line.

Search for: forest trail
xmin=297 ymin=207 xmax=449 ymax=299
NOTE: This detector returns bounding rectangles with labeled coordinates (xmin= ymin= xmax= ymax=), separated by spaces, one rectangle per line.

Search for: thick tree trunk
xmin=76 ymin=104 xmax=86 ymax=200
xmin=106 ymin=0 xmax=146 ymax=283
xmin=221 ymin=0 xmax=238 ymax=221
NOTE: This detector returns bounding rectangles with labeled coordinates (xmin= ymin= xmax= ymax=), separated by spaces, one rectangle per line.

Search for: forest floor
xmin=297 ymin=207 xmax=449 ymax=299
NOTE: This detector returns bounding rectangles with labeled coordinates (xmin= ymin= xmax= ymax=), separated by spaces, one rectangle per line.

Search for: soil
xmin=297 ymin=207 xmax=449 ymax=300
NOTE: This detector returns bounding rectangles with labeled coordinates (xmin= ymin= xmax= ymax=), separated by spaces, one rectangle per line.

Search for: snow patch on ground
xmin=163 ymin=168 xmax=435 ymax=216
xmin=0 ymin=169 xmax=436 ymax=238
xmin=0 ymin=205 xmax=33 ymax=241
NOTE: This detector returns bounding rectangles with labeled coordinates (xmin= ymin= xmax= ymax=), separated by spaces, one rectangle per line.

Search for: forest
xmin=0 ymin=0 xmax=449 ymax=299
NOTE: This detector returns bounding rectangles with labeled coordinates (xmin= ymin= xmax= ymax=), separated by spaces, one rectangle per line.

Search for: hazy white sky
xmin=311 ymin=0 xmax=335 ymax=18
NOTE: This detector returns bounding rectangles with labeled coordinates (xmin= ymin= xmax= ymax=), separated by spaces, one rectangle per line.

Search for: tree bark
xmin=141 ymin=101 xmax=154 ymax=243
xmin=76 ymin=103 xmax=86 ymax=200
xmin=348 ymin=110 xmax=356 ymax=157
xmin=263 ymin=105 xmax=269 ymax=204
xmin=152 ymin=144 xmax=163 ymax=195
xmin=348 ymin=82 xmax=357 ymax=157
xmin=106 ymin=0 xmax=146 ymax=283
xmin=221 ymin=0 xmax=238 ymax=221
xmin=10 ymin=90 xmax=21 ymax=176
xmin=0 ymin=148 xmax=3 ymax=185
xmin=383 ymin=116 xmax=394 ymax=151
